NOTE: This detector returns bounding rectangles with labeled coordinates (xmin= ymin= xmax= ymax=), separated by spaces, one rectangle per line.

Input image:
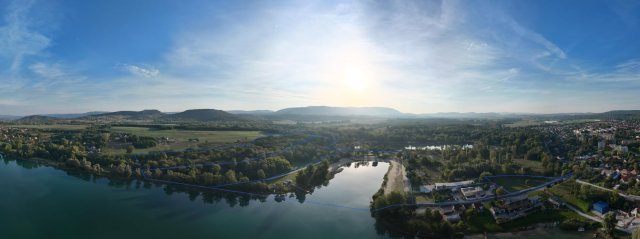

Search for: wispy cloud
xmin=0 ymin=0 xmax=50 ymax=74
xmin=1 ymin=0 xmax=639 ymax=114
xmin=122 ymin=64 xmax=160 ymax=78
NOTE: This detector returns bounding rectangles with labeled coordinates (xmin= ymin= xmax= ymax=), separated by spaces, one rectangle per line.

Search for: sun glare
xmin=344 ymin=69 xmax=368 ymax=92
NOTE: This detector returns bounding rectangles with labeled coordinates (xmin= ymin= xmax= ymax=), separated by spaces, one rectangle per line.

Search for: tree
xmin=256 ymin=169 xmax=266 ymax=179
xmin=579 ymin=184 xmax=592 ymax=200
xmin=225 ymin=169 xmax=238 ymax=183
xmin=495 ymin=187 xmax=506 ymax=196
xmin=609 ymin=190 xmax=620 ymax=207
xmin=126 ymin=145 xmax=134 ymax=154
xmin=2 ymin=143 xmax=12 ymax=152
xmin=479 ymin=171 xmax=492 ymax=181
xmin=603 ymin=212 xmax=617 ymax=237
xmin=211 ymin=164 xmax=221 ymax=175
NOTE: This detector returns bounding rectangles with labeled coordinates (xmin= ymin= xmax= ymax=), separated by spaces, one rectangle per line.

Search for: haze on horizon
xmin=1 ymin=0 xmax=639 ymax=115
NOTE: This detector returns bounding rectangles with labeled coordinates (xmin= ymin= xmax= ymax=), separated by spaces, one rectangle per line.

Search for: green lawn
xmin=465 ymin=208 xmax=583 ymax=233
xmin=547 ymin=181 xmax=609 ymax=213
xmin=490 ymin=176 xmax=549 ymax=192
xmin=513 ymin=158 xmax=546 ymax=173
xmin=415 ymin=195 xmax=434 ymax=203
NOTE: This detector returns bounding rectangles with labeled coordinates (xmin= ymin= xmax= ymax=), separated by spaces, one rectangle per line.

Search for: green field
xmin=465 ymin=208 xmax=584 ymax=233
xmin=110 ymin=127 xmax=263 ymax=143
xmin=5 ymin=124 xmax=88 ymax=130
xmin=104 ymin=127 xmax=264 ymax=154
xmin=490 ymin=176 xmax=549 ymax=192
xmin=547 ymin=181 xmax=610 ymax=213
xmin=513 ymin=158 xmax=545 ymax=173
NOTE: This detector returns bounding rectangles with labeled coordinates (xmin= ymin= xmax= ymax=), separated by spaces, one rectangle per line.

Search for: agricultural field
xmin=109 ymin=127 xmax=263 ymax=143
xmin=5 ymin=124 xmax=88 ymax=130
xmin=104 ymin=127 xmax=264 ymax=154
xmin=489 ymin=176 xmax=549 ymax=192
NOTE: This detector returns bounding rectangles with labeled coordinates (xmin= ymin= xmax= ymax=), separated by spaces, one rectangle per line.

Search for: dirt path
xmin=384 ymin=160 xmax=407 ymax=195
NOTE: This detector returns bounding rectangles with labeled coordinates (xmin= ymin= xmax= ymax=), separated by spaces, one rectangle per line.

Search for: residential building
xmin=489 ymin=195 xmax=542 ymax=224
xmin=593 ymin=201 xmax=610 ymax=215
xmin=460 ymin=186 xmax=485 ymax=200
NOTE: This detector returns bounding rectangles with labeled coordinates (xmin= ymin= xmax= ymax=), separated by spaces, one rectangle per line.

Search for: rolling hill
xmin=162 ymin=109 xmax=240 ymax=121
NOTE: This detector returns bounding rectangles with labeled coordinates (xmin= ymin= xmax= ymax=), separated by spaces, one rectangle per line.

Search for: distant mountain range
xmin=44 ymin=111 xmax=108 ymax=119
xmin=6 ymin=107 xmax=640 ymax=123
xmin=275 ymin=106 xmax=404 ymax=117
xmin=78 ymin=109 xmax=240 ymax=122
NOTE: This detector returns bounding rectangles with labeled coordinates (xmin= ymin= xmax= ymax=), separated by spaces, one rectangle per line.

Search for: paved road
xmin=564 ymin=202 xmax=633 ymax=234
xmin=414 ymin=174 xmax=571 ymax=207
xmin=575 ymin=179 xmax=640 ymax=202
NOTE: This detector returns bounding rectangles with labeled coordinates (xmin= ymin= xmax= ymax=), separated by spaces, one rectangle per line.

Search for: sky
xmin=1 ymin=0 xmax=639 ymax=115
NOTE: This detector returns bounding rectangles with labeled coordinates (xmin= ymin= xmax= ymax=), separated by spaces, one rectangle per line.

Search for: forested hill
xmin=14 ymin=115 xmax=61 ymax=124
xmin=88 ymin=110 xmax=164 ymax=119
xmin=161 ymin=109 xmax=241 ymax=121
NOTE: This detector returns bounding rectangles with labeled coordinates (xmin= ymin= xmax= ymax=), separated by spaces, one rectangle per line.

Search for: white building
xmin=461 ymin=186 xmax=485 ymax=200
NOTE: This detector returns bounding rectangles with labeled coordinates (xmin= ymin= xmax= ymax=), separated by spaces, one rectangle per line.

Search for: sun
xmin=344 ymin=69 xmax=368 ymax=92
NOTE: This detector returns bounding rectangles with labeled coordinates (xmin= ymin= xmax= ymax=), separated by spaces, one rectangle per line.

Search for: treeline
xmin=295 ymin=160 xmax=331 ymax=189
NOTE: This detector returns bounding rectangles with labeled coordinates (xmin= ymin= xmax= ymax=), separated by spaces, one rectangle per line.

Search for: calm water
xmin=0 ymin=159 xmax=390 ymax=239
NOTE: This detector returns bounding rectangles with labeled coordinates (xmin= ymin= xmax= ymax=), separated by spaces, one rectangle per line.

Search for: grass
xmin=490 ymin=176 xmax=549 ymax=192
xmin=110 ymin=127 xmax=263 ymax=143
xmin=103 ymin=126 xmax=264 ymax=154
xmin=548 ymin=181 xmax=591 ymax=212
xmin=465 ymin=208 xmax=583 ymax=233
xmin=267 ymin=170 xmax=298 ymax=185
xmin=513 ymin=158 xmax=545 ymax=174
xmin=414 ymin=195 xmax=434 ymax=203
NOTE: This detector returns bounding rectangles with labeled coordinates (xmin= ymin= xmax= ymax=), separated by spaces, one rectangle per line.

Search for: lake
xmin=0 ymin=158 xmax=592 ymax=239
xmin=0 ymin=158 xmax=390 ymax=239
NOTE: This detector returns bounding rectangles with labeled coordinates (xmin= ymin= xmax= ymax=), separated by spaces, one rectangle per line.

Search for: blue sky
xmin=0 ymin=0 xmax=639 ymax=115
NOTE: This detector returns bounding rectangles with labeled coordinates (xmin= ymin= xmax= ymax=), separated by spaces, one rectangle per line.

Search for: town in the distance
xmin=2 ymin=106 xmax=640 ymax=239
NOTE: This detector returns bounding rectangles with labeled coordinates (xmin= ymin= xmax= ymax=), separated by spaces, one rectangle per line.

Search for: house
xmin=419 ymin=185 xmax=435 ymax=193
xmin=631 ymin=208 xmax=639 ymax=218
xmin=548 ymin=196 xmax=565 ymax=208
xmin=620 ymin=169 xmax=638 ymax=183
xmin=598 ymin=141 xmax=606 ymax=150
xmin=472 ymin=202 xmax=484 ymax=211
xmin=593 ymin=201 xmax=610 ymax=215
xmin=489 ymin=195 xmax=542 ymax=223
xmin=612 ymin=171 xmax=621 ymax=181
xmin=439 ymin=206 xmax=461 ymax=223
xmin=615 ymin=145 xmax=629 ymax=153
xmin=434 ymin=180 xmax=474 ymax=191
xmin=460 ymin=186 xmax=485 ymax=200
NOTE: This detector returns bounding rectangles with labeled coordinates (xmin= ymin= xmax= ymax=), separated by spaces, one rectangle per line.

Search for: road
xmin=414 ymin=174 xmax=571 ymax=207
xmin=564 ymin=202 xmax=633 ymax=234
xmin=575 ymin=179 xmax=640 ymax=202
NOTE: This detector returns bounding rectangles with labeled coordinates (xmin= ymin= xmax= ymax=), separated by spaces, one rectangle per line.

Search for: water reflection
xmin=2 ymin=157 xmax=359 ymax=209
xmin=0 ymin=156 xmax=392 ymax=238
